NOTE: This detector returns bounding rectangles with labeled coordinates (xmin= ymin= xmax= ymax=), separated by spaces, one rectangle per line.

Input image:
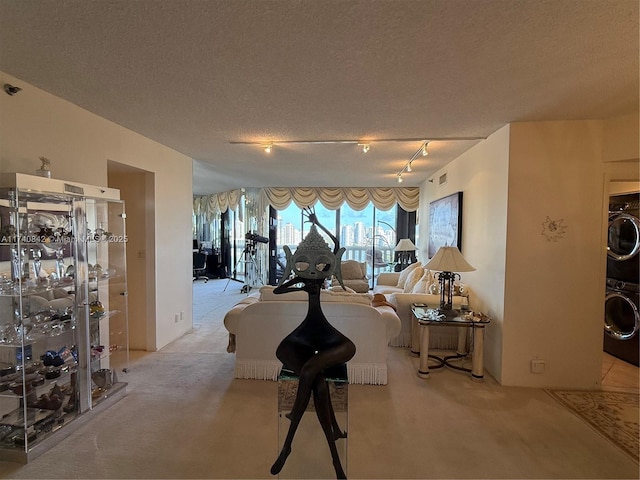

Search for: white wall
xmin=419 ymin=126 xmax=511 ymax=382
xmin=0 ymin=71 xmax=193 ymax=351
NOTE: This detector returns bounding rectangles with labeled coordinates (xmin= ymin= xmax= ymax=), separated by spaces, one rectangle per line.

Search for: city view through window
xmin=276 ymin=202 xmax=398 ymax=283
xmin=196 ymin=199 xmax=409 ymax=287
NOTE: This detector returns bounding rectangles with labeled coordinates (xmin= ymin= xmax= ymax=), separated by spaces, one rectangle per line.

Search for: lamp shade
xmin=394 ymin=238 xmax=417 ymax=252
xmin=424 ymin=246 xmax=475 ymax=272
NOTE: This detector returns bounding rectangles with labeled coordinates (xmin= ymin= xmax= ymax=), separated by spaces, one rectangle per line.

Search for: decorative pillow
xmin=396 ymin=262 xmax=421 ymax=288
xmin=412 ymin=270 xmax=436 ymax=294
xmin=403 ymin=267 xmax=424 ymax=293
xmin=340 ymin=260 xmax=366 ymax=280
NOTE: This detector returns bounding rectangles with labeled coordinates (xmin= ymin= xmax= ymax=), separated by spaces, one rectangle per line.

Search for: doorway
xmin=107 ymin=161 xmax=156 ymax=351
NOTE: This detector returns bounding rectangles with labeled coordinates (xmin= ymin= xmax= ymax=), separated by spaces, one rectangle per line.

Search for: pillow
xmin=412 ymin=270 xmax=436 ymax=294
xmin=340 ymin=260 xmax=366 ymax=280
xmin=396 ymin=262 xmax=421 ymax=288
xmin=403 ymin=267 xmax=424 ymax=293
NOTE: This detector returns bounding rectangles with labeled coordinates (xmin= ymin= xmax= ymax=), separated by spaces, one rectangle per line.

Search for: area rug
xmin=546 ymin=389 xmax=639 ymax=463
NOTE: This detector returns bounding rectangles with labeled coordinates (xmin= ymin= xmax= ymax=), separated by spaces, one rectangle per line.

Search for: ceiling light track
xmin=229 ymin=136 xmax=483 ymax=146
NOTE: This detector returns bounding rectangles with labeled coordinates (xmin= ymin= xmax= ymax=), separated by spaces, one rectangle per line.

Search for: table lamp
xmin=424 ymin=246 xmax=475 ymax=315
xmin=394 ymin=238 xmax=417 ymax=270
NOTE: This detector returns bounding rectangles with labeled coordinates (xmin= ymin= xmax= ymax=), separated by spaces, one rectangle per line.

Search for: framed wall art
xmin=428 ymin=191 xmax=463 ymax=258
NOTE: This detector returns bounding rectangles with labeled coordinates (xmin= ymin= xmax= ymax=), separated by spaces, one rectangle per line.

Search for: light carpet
xmin=546 ymin=389 xmax=639 ymax=464
xmin=0 ymin=279 xmax=638 ymax=479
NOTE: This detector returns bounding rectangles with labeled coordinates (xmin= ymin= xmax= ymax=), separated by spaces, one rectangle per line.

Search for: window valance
xmin=263 ymin=187 xmax=419 ymax=212
xmin=194 ymin=186 xmax=419 ymax=218
xmin=194 ymin=189 xmax=242 ymax=219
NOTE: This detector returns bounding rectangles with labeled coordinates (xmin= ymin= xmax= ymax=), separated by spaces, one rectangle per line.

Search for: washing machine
xmin=603 ymin=279 xmax=639 ymax=366
xmin=606 ymin=193 xmax=640 ymax=283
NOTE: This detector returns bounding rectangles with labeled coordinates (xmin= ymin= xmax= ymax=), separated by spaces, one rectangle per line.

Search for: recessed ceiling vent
xmin=439 ymin=173 xmax=448 ymax=185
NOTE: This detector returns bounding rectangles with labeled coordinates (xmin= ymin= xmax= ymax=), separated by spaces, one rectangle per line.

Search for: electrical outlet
xmin=531 ymin=359 xmax=545 ymax=374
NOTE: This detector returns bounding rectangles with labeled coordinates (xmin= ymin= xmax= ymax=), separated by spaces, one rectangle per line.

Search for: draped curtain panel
xmin=194 ymin=186 xmax=419 ymax=217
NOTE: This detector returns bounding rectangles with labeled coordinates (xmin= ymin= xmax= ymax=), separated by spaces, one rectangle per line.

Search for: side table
xmin=411 ymin=305 xmax=490 ymax=381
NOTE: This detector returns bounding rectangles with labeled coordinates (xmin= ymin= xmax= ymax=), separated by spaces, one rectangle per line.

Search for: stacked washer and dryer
xmin=604 ymin=192 xmax=640 ymax=366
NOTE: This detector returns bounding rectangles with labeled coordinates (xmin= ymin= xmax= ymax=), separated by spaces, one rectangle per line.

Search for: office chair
xmin=193 ymin=251 xmax=208 ymax=282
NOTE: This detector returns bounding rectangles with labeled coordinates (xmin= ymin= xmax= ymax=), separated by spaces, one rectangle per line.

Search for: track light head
xmin=358 ymin=143 xmax=370 ymax=154
xmin=422 ymin=142 xmax=429 ymax=156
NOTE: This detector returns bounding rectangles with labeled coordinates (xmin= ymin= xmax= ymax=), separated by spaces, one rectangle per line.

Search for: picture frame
xmin=428 ymin=191 xmax=463 ymax=258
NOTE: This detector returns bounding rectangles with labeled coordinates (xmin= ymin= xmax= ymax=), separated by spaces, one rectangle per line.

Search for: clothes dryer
xmin=603 ymin=278 xmax=639 ymax=366
xmin=607 ymin=193 xmax=640 ymax=283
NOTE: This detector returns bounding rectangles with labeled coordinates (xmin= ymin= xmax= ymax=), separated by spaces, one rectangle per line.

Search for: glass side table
xmin=411 ymin=305 xmax=490 ymax=381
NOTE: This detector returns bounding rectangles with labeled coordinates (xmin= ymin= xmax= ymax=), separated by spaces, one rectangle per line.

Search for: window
xmin=275 ymin=203 xmax=398 ymax=287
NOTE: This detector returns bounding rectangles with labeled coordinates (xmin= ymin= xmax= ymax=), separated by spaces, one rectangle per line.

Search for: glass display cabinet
xmin=0 ymin=173 xmax=129 ymax=462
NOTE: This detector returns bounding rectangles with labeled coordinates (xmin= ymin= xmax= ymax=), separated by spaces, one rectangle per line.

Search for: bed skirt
xmin=234 ymin=360 xmax=388 ymax=385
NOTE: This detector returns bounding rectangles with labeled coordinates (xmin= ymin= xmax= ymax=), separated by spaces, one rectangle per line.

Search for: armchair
xmin=331 ymin=260 xmax=370 ymax=293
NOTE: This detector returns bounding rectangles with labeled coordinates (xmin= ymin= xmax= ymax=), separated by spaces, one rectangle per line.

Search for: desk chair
xmin=193 ymin=251 xmax=208 ymax=282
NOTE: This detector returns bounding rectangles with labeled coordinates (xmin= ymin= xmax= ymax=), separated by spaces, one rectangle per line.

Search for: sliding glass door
xmin=274 ymin=203 xmax=398 ymax=288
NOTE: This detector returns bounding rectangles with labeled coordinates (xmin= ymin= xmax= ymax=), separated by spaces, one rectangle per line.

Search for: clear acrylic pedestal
xmin=277 ymin=366 xmax=348 ymax=479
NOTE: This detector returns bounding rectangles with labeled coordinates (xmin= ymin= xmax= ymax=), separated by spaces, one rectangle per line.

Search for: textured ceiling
xmin=0 ymin=0 xmax=638 ymax=195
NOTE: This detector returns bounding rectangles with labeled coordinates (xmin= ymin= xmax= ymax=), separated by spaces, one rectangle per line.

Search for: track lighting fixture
xmin=231 ymin=136 xmax=485 ymax=180
xmin=396 ymin=141 xmax=428 ymax=181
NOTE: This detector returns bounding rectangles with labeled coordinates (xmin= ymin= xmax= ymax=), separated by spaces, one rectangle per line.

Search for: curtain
xmin=194 ymin=189 xmax=243 ymax=221
xmin=194 ymin=186 xmax=419 ymax=217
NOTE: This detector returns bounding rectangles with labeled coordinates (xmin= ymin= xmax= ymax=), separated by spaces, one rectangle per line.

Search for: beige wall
xmin=419 ymin=126 xmax=511 ymax=382
xmin=0 ymin=71 xmax=193 ymax=351
xmin=420 ymin=116 xmax=639 ymax=388
xmin=503 ymin=121 xmax=605 ymax=388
